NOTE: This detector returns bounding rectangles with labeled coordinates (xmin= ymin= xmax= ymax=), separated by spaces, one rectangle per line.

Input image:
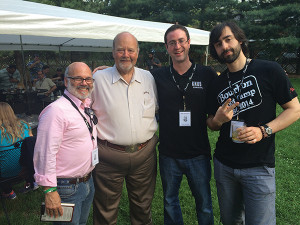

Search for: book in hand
xmin=40 ymin=202 xmax=75 ymax=222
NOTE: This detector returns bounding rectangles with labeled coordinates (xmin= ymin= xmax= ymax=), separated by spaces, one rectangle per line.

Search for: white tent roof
xmin=0 ymin=0 xmax=210 ymax=52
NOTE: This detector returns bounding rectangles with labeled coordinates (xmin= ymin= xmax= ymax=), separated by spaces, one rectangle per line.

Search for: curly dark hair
xmin=209 ymin=21 xmax=248 ymax=61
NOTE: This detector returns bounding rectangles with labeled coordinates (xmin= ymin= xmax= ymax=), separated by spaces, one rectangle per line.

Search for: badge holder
xmin=179 ymin=111 xmax=191 ymax=127
xmin=92 ymin=148 xmax=99 ymax=166
xmin=230 ymin=119 xmax=246 ymax=143
xmin=179 ymin=96 xmax=191 ymax=127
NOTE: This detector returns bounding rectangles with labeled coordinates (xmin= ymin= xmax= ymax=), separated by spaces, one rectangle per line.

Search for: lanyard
xmin=226 ymin=58 xmax=250 ymax=120
xmin=63 ymin=93 xmax=95 ymax=141
xmin=170 ymin=63 xmax=197 ymax=111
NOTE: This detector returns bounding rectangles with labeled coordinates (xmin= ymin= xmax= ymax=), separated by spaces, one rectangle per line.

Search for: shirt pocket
xmin=142 ymin=91 xmax=155 ymax=118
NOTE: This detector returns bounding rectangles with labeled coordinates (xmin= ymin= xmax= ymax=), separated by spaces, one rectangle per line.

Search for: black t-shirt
xmin=207 ymin=59 xmax=298 ymax=168
xmin=152 ymin=62 xmax=217 ymax=159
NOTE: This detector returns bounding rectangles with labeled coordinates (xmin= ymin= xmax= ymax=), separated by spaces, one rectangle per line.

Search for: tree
xmin=27 ymin=0 xmax=300 ymax=73
xmin=240 ymin=2 xmax=300 ymax=47
xmin=29 ymin=0 xmax=109 ymax=14
xmin=238 ymin=0 xmax=300 ymax=72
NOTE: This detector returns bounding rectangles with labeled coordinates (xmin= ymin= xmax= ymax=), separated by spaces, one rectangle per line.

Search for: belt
xmin=58 ymin=172 xmax=92 ymax=184
xmin=98 ymin=138 xmax=150 ymax=153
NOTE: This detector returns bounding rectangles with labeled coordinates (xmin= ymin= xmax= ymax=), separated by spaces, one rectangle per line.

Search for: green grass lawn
xmin=1 ymin=78 xmax=299 ymax=225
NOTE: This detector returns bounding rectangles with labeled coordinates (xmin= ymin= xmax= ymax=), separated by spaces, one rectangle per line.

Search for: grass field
xmin=1 ymin=78 xmax=299 ymax=225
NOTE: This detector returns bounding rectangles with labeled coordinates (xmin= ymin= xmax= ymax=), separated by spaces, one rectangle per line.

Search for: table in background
xmin=0 ymin=90 xmax=43 ymax=115
xmin=17 ymin=113 xmax=39 ymax=135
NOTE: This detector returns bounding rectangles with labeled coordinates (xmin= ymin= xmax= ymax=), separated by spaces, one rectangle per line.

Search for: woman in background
xmin=0 ymin=102 xmax=32 ymax=199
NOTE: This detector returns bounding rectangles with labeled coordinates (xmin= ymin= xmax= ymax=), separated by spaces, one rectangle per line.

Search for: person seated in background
xmin=0 ymin=102 xmax=36 ymax=200
xmin=52 ymin=67 xmax=65 ymax=95
xmin=0 ymin=64 xmax=21 ymax=91
xmin=34 ymin=70 xmax=57 ymax=99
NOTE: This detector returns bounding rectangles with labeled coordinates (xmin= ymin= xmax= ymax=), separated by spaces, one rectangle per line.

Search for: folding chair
xmin=0 ymin=140 xmax=24 ymax=225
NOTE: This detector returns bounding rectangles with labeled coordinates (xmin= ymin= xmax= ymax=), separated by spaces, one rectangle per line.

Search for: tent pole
xmin=19 ymin=35 xmax=28 ymax=90
xmin=205 ymin=45 xmax=208 ymax=66
xmin=20 ymin=35 xmax=32 ymax=115
xmin=58 ymin=46 xmax=62 ymax=66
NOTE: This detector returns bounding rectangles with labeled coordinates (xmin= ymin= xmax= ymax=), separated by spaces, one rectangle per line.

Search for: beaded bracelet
xmin=43 ymin=187 xmax=57 ymax=194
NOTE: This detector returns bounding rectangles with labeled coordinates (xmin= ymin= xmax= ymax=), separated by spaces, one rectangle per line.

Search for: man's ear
xmin=64 ymin=77 xmax=68 ymax=88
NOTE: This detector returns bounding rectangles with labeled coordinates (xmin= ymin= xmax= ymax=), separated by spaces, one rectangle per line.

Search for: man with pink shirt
xmin=33 ymin=62 xmax=98 ymax=224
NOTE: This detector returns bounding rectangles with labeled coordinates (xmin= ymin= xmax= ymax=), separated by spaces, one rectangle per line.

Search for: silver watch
xmin=263 ymin=125 xmax=272 ymax=137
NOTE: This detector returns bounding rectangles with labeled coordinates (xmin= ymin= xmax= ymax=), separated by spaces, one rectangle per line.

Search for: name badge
xmin=179 ymin=111 xmax=191 ymax=127
xmin=92 ymin=148 xmax=99 ymax=166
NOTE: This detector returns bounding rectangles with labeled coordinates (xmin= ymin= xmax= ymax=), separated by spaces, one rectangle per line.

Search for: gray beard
xmin=67 ymin=82 xmax=92 ymax=100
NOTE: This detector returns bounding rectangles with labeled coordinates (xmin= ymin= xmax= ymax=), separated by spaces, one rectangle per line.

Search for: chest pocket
xmin=142 ymin=91 xmax=155 ymax=118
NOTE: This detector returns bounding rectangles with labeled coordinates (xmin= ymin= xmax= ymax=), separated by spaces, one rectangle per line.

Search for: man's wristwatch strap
xmin=263 ymin=124 xmax=272 ymax=137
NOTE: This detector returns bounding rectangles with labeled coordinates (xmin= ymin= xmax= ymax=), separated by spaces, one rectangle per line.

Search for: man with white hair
xmin=92 ymin=32 xmax=158 ymax=225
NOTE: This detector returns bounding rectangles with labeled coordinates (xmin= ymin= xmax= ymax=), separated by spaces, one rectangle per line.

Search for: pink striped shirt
xmin=33 ymin=90 xmax=97 ymax=187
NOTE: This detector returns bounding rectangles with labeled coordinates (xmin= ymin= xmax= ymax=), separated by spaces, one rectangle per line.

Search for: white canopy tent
xmin=0 ymin=0 xmax=210 ymax=52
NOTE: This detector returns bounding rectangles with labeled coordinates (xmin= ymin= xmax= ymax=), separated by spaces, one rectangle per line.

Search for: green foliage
xmin=240 ymin=3 xmax=300 ymax=48
xmin=29 ymin=0 xmax=108 ymax=14
xmin=270 ymin=37 xmax=300 ymax=46
xmin=274 ymin=78 xmax=300 ymax=224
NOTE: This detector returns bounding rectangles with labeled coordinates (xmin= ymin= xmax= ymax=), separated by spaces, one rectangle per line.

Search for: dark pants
xmin=0 ymin=177 xmax=13 ymax=194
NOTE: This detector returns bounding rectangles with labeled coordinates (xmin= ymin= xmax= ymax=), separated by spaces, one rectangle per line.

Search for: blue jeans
xmin=55 ymin=175 xmax=95 ymax=225
xmin=214 ymin=158 xmax=276 ymax=225
xmin=159 ymin=154 xmax=214 ymax=225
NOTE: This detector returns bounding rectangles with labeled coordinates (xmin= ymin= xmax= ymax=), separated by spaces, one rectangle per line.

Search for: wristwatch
xmin=263 ymin=125 xmax=272 ymax=137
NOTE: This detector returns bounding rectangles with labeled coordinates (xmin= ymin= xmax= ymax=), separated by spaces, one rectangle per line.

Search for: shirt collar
xmin=111 ymin=65 xmax=141 ymax=84
xmin=171 ymin=59 xmax=195 ymax=77
xmin=64 ymin=90 xmax=91 ymax=109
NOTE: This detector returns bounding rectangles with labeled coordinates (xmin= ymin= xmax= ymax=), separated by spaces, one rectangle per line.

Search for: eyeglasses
xmin=67 ymin=77 xmax=94 ymax=84
xmin=84 ymin=107 xmax=98 ymax=125
xmin=167 ymin=39 xmax=189 ymax=47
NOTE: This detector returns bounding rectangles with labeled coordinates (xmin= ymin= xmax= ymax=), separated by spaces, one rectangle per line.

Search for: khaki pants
xmin=93 ymin=135 xmax=158 ymax=225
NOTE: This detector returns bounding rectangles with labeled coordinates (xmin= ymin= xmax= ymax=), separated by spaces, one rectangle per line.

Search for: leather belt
xmin=98 ymin=138 xmax=150 ymax=153
xmin=58 ymin=172 xmax=92 ymax=184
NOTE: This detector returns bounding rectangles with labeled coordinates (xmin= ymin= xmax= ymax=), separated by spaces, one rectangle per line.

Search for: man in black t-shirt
xmin=152 ymin=24 xmax=216 ymax=225
xmin=207 ymin=21 xmax=300 ymax=225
